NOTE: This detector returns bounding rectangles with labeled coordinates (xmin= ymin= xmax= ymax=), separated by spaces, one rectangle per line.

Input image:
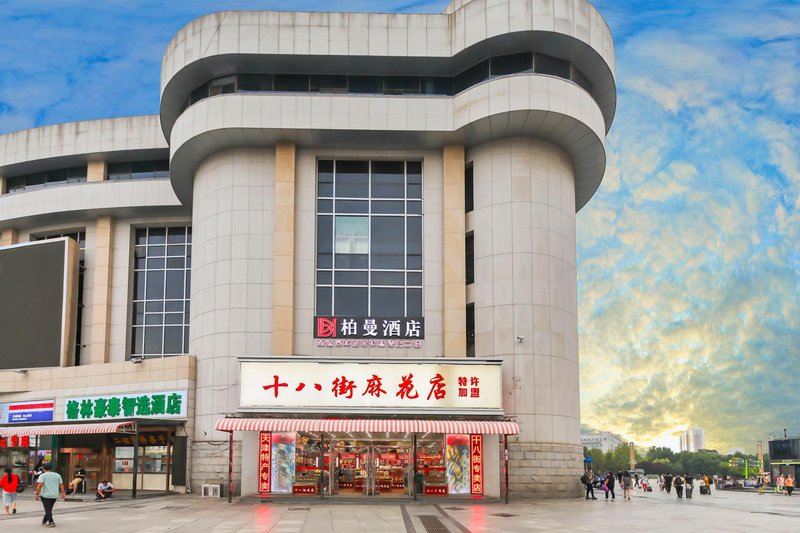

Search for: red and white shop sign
xmin=470 ymin=434 xmax=483 ymax=494
xmin=0 ymin=435 xmax=30 ymax=448
xmin=239 ymin=358 xmax=503 ymax=414
xmin=258 ymin=432 xmax=271 ymax=494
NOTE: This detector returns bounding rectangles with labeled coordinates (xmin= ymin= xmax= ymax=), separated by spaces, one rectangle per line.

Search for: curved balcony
xmin=168 ymin=73 xmax=606 ymax=210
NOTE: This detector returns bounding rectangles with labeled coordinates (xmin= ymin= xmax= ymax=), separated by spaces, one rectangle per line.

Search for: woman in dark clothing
xmin=674 ymin=474 xmax=683 ymax=498
xmin=605 ymin=471 xmax=616 ymax=500
xmin=664 ymin=473 xmax=673 ymax=494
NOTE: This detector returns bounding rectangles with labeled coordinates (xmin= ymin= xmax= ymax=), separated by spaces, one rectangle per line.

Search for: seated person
xmin=96 ymin=480 xmax=114 ymax=501
xmin=66 ymin=465 xmax=86 ymax=494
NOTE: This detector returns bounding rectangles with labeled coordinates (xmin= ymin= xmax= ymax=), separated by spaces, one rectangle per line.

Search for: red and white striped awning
xmin=215 ymin=418 xmax=519 ymax=435
xmin=0 ymin=421 xmax=136 ymax=437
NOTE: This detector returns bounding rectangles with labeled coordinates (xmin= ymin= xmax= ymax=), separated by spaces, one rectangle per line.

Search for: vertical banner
xmin=258 ymin=432 xmax=271 ymax=493
xmin=470 ymin=434 xmax=483 ymax=494
xmin=270 ymin=432 xmax=296 ymax=493
xmin=445 ymin=434 xmax=471 ymax=494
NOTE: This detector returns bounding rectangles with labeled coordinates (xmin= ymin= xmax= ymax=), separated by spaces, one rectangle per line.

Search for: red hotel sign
xmin=258 ymin=432 xmax=271 ymax=493
xmin=470 ymin=434 xmax=483 ymax=494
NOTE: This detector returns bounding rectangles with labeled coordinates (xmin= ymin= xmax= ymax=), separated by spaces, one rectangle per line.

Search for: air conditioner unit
xmin=201 ymin=483 xmax=222 ymax=498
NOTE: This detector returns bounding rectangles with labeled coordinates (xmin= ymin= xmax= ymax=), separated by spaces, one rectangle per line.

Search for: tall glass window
xmin=35 ymin=231 xmax=86 ymax=364
xmin=316 ymin=160 xmax=423 ymax=317
xmin=131 ymin=227 xmax=191 ymax=357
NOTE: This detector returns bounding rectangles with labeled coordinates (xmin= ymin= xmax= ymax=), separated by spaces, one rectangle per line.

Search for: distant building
xmin=680 ymin=428 xmax=706 ymax=452
xmin=728 ymin=447 xmax=746 ymax=455
xmin=581 ymin=431 xmax=624 ymax=454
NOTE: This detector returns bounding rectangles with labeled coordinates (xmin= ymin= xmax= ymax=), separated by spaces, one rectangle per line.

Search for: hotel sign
xmin=238 ymin=358 xmax=503 ymax=415
xmin=64 ymin=390 xmax=188 ymax=421
xmin=1 ymin=400 xmax=55 ymax=424
xmin=314 ymin=316 xmax=425 ymax=339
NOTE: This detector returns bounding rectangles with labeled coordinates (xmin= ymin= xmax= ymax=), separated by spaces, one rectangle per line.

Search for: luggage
xmin=646 ymin=485 xmax=652 ymax=492
xmin=700 ymin=485 xmax=709 ymax=495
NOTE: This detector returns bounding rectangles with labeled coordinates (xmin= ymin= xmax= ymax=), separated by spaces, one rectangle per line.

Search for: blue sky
xmin=1 ymin=0 xmax=798 ymax=451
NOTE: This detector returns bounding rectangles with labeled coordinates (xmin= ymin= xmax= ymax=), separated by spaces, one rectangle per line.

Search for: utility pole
xmin=757 ymin=441 xmax=764 ymax=474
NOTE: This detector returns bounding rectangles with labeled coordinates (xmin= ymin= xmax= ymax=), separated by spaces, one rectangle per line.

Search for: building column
xmin=87 ymin=161 xmax=107 ymax=182
xmin=89 ymin=216 xmax=114 ymax=364
xmin=442 ymin=145 xmax=467 ymax=357
xmin=273 ymin=142 xmax=296 ymax=355
xmin=0 ymin=228 xmax=18 ymax=246
xmin=0 ymin=176 xmax=6 ymax=194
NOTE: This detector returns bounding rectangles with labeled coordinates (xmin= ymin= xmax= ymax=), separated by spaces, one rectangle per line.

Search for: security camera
xmin=516 ymin=336 xmax=525 ymax=343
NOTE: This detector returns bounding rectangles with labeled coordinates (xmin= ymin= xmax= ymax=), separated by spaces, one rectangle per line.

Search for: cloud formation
xmin=582 ymin=0 xmax=800 ymax=451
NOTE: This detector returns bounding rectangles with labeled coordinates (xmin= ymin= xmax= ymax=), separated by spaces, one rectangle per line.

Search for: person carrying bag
xmin=0 ymin=467 xmax=20 ymax=515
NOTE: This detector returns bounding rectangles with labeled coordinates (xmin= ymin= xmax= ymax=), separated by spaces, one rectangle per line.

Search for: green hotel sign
xmin=64 ymin=390 xmax=188 ymax=421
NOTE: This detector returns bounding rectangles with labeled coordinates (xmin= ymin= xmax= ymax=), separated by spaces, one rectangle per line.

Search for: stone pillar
xmin=0 ymin=176 xmax=6 ymax=194
xmin=442 ymin=145 xmax=466 ymax=357
xmin=88 ymin=216 xmax=114 ymax=364
xmin=87 ymin=161 xmax=107 ymax=182
xmin=188 ymin=148 xmax=275 ymax=493
xmin=470 ymin=138 xmax=582 ymax=498
xmin=0 ymin=228 xmax=18 ymax=246
xmin=273 ymin=142 xmax=296 ymax=356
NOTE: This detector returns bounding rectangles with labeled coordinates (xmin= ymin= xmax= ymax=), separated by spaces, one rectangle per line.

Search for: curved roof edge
xmin=0 ymin=115 xmax=167 ymax=177
xmin=159 ymin=0 xmax=616 ymax=139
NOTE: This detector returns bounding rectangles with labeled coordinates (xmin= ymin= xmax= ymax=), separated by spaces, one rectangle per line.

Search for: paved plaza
xmin=1 ymin=488 xmax=798 ymax=532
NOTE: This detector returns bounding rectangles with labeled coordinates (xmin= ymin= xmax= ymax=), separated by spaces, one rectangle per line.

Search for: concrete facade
xmin=0 ymin=0 xmax=615 ymax=500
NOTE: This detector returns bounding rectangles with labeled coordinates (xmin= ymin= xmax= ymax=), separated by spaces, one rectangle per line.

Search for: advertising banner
xmin=239 ymin=358 xmax=503 ymax=414
xmin=64 ymin=390 xmax=188 ymax=421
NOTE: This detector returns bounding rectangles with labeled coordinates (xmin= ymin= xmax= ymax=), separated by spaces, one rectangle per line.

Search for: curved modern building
xmin=0 ymin=0 xmax=615 ymax=500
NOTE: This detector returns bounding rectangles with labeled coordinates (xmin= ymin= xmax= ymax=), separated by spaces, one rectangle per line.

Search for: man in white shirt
xmin=96 ymin=480 xmax=114 ymax=501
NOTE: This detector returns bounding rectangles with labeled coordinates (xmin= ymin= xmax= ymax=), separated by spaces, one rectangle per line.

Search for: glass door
xmin=59 ymin=448 xmax=101 ymax=492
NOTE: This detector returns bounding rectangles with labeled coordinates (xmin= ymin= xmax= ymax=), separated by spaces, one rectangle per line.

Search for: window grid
xmin=131 ymin=227 xmax=192 ymax=358
xmin=316 ymin=160 xmax=423 ymax=317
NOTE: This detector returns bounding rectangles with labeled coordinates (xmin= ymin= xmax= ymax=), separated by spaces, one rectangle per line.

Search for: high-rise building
xmin=680 ymin=428 xmax=706 ymax=452
xmin=581 ymin=431 xmax=624 ymax=454
xmin=0 ymin=0 xmax=615 ymax=499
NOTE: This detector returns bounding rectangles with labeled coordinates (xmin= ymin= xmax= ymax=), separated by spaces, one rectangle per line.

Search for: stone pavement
xmin=1 ymin=487 xmax=799 ymax=532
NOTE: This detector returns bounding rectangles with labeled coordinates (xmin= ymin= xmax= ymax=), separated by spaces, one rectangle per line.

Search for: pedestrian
xmin=617 ymin=470 xmax=623 ymax=485
xmin=786 ymin=476 xmax=794 ymax=496
xmin=641 ymin=476 xmax=648 ymax=492
xmin=31 ymin=458 xmax=45 ymax=485
xmin=634 ymin=473 xmax=640 ymax=488
xmin=34 ymin=464 xmax=66 ymax=528
xmin=623 ymin=470 xmax=633 ymax=500
xmin=658 ymin=474 xmax=664 ymax=491
xmin=605 ymin=471 xmax=616 ymax=501
xmin=581 ymin=469 xmax=596 ymax=500
xmin=777 ymin=474 xmax=785 ymax=494
xmin=664 ymin=473 xmax=673 ymax=494
xmin=674 ymin=473 xmax=683 ymax=498
xmin=684 ymin=474 xmax=693 ymax=499
xmin=0 ymin=467 xmax=21 ymax=515
xmin=703 ymin=474 xmax=712 ymax=495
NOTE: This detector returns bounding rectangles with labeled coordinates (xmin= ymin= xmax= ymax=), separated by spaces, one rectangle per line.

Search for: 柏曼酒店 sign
xmin=238 ymin=358 xmax=502 ymax=415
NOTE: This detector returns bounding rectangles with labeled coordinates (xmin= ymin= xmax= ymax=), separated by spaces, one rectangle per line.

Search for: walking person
xmin=0 ymin=467 xmax=21 ymax=515
xmin=623 ymin=470 xmax=633 ymax=500
xmin=634 ymin=474 xmax=640 ymax=488
xmin=673 ymin=473 xmax=683 ymax=498
xmin=605 ymin=471 xmax=616 ymax=501
xmin=786 ymin=476 xmax=794 ymax=496
xmin=658 ymin=475 xmax=664 ymax=491
xmin=777 ymin=474 xmax=784 ymax=494
xmin=34 ymin=464 xmax=66 ymax=528
xmin=581 ymin=469 xmax=596 ymax=500
xmin=704 ymin=474 xmax=712 ymax=495
xmin=684 ymin=474 xmax=693 ymax=499
xmin=664 ymin=473 xmax=673 ymax=494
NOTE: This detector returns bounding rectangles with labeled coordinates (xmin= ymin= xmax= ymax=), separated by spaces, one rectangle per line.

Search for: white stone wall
xmin=468 ymin=138 xmax=579 ymax=445
xmin=190 ymin=148 xmax=276 ymax=439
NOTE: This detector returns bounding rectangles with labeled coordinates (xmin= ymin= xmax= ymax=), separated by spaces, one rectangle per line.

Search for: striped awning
xmin=215 ymin=418 xmax=519 ymax=435
xmin=0 ymin=421 xmax=136 ymax=436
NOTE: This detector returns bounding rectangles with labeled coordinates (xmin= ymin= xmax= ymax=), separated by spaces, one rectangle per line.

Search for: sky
xmin=1 ymin=0 xmax=798 ymax=452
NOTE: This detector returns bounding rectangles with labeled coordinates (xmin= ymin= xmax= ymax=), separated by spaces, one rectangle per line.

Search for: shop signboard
xmin=1 ymin=400 xmax=55 ymax=423
xmin=470 ymin=435 xmax=483 ymax=494
xmin=445 ymin=434 xmax=470 ymax=494
xmin=239 ymin=358 xmax=503 ymax=415
xmin=314 ymin=316 xmax=424 ymax=340
xmin=63 ymin=390 xmax=188 ymax=421
xmin=258 ymin=432 xmax=271 ymax=493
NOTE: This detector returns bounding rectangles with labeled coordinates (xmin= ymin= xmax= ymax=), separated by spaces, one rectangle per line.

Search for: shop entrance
xmin=329 ymin=441 xmax=412 ymax=497
xmin=58 ymin=448 xmax=102 ymax=491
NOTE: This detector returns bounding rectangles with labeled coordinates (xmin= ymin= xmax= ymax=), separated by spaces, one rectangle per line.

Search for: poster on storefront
xmin=239 ymin=358 xmax=503 ymax=415
xmin=445 ymin=434 xmax=471 ymax=495
xmin=270 ymin=432 xmax=296 ymax=493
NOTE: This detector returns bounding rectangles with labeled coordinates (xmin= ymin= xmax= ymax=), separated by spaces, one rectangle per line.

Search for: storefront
xmin=220 ymin=357 xmax=518 ymax=501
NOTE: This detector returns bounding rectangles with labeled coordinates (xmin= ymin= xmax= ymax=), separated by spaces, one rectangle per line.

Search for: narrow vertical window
xmin=465 ymin=164 xmax=474 ymax=213
xmin=465 ymin=232 xmax=474 ymax=285
xmin=466 ymin=303 xmax=475 ymax=358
